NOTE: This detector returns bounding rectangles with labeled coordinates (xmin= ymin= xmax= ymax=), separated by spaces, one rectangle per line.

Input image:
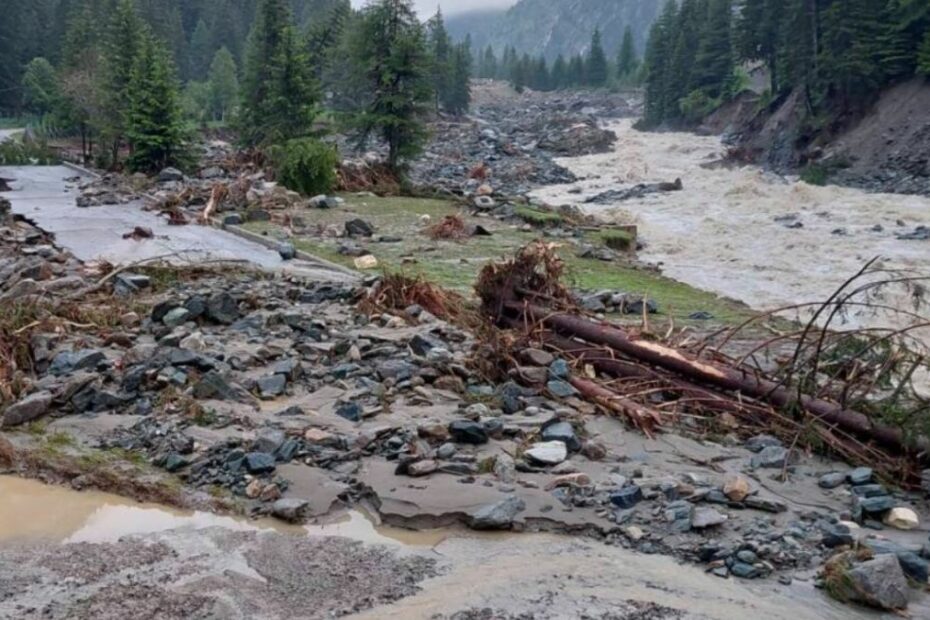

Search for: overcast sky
xmin=351 ymin=0 xmax=516 ymax=16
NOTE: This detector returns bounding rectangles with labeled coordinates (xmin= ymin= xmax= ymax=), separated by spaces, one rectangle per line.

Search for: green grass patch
xmin=242 ymin=193 xmax=751 ymax=324
xmin=514 ymin=205 xmax=563 ymax=227
xmin=599 ymin=229 xmax=636 ymax=252
xmin=800 ymin=163 xmax=829 ymax=186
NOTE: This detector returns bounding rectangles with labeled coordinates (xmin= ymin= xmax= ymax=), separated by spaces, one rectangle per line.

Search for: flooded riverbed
xmin=0 ymin=476 xmax=908 ymax=619
xmin=533 ymin=120 xmax=930 ymax=337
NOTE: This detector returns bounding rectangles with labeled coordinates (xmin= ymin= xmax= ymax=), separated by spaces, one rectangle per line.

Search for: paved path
xmin=0 ymin=165 xmax=357 ymax=283
xmin=0 ymin=128 xmax=21 ymax=143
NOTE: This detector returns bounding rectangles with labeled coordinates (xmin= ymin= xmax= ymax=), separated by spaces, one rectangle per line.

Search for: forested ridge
xmin=0 ymin=0 xmax=472 ymax=180
xmin=642 ymin=0 xmax=930 ymax=127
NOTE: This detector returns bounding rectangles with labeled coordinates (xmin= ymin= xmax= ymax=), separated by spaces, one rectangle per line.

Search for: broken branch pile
xmin=476 ymin=243 xmax=930 ymax=484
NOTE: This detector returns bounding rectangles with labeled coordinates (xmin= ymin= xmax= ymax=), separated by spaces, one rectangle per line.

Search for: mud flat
xmin=0 ymin=476 xmax=903 ymax=620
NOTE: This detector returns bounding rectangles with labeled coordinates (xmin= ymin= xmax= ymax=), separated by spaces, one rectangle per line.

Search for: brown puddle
xmin=0 ymin=476 xmax=447 ymax=547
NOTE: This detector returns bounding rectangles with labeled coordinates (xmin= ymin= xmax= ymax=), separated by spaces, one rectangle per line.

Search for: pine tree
xmin=586 ymin=29 xmax=609 ymax=87
xmin=445 ymin=42 xmax=472 ymax=114
xmin=532 ymin=56 xmax=550 ymax=91
xmin=126 ymin=32 xmax=187 ymax=172
xmin=21 ymin=58 xmax=60 ymax=115
xmin=481 ymin=46 xmax=498 ymax=79
xmin=818 ymin=0 xmax=884 ymax=104
xmin=735 ymin=0 xmax=786 ymax=92
xmin=616 ymin=26 xmax=639 ymax=82
xmin=551 ymin=54 xmax=568 ymax=89
xmin=239 ymin=0 xmax=319 ymax=146
xmin=100 ymin=0 xmax=147 ymax=165
xmin=349 ymin=0 xmax=432 ymax=172
xmin=568 ymin=54 xmax=586 ymax=87
xmin=777 ymin=0 xmax=817 ymax=92
xmin=208 ymin=46 xmax=239 ymax=121
xmin=643 ymin=0 xmax=677 ymax=126
xmin=189 ymin=19 xmax=213 ymax=80
xmin=426 ymin=9 xmax=452 ymax=112
xmin=918 ymin=29 xmax=930 ymax=76
xmin=693 ymin=0 xmax=733 ymax=98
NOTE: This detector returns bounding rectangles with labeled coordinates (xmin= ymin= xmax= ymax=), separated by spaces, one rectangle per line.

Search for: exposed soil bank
xmin=707 ymin=79 xmax=930 ymax=196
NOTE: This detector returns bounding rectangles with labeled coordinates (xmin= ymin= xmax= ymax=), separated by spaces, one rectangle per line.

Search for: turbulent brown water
xmin=533 ymin=119 xmax=930 ymax=336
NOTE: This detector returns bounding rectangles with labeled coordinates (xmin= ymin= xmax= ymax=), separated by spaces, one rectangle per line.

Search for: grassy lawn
xmin=243 ymin=193 xmax=753 ymax=324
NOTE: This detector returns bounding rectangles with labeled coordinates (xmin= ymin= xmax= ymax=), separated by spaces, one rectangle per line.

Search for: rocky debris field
xmin=2 ymin=190 xmax=930 ymax=615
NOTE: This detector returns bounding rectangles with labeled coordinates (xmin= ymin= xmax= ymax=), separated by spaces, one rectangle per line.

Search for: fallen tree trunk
xmin=508 ymin=301 xmax=929 ymax=455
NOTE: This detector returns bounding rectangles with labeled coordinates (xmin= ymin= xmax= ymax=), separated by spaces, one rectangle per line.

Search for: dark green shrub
xmin=271 ymin=138 xmax=338 ymax=196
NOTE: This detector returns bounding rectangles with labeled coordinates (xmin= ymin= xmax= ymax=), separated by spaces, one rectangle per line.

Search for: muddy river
xmin=533 ymin=120 xmax=930 ymax=339
xmin=0 ymin=476 xmax=905 ymax=619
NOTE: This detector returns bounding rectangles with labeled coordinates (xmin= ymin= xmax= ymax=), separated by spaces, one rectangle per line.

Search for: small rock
xmin=848 ymin=467 xmax=874 ymax=485
xmin=544 ymin=473 xmax=592 ymax=491
xmin=750 ymin=445 xmax=793 ymax=469
xmin=610 ymin=485 xmax=644 ymax=509
xmin=547 ymin=380 xmax=578 ymax=399
xmin=522 ymin=348 xmax=554 ymax=366
xmin=744 ymin=434 xmax=782 ymax=453
xmin=883 ymin=507 xmax=919 ymax=530
xmin=722 ymin=474 xmax=751 ymax=502
xmin=846 ymin=554 xmax=909 ymax=611
xmin=345 ymin=218 xmax=374 ymax=237
xmin=541 ymin=421 xmax=580 ymax=452
xmin=257 ymin=374 xmax=287 ymax=399
xmin=524 ymin=441 xmax=568 ymax=466
xmin=408 ymin=460 xmax=439 ymax=477
xmin=244 ymin=452 xmax=276 ymax=474
xmin=272 ymin=498 xmax=309 ymax=523
xmin=157 ymin=167 xmax=184 ymax=182
xmin=277 ymin=242 xmax=297 ymax=260
xmin=1 ymin=391 xmax=53 ymax=428
xmin=449 ymin=420 xmax=488 ymax=445
xmin=469 ymin=495 xmax=525 ymax=530
xmin=692 ymin=507 xmax=728 ymax=528
xmin=818 ymin=472 xmax=847 ymax=489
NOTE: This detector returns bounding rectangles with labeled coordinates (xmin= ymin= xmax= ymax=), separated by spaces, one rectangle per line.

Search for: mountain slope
xmin=447 ymin=0 xmax=663 ymax=61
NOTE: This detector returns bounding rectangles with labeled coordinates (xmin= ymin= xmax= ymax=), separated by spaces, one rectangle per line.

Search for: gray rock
xmin=278 ymin=242 xmax=297 ymax=260
xmin=437 ymin=442 xmax=456 ymax=460
xmin=164 ymin=453 xmax=189 ymax=472
xmin=821 ymin=522 xmax=855 ymax=548
xmin=730 ymin=562 xmax=761 ymax=579
xmin=819 ymin=472 xmax=847 ymax=489
xmin=859 ymin=495 xmax=896 ymax=514
xmin=377 ymin=360 xmax=416 ymax=381
xmin=272 ymin=498 xmax=309 ymax=523
xmin=745 ymin=434 xmax=782 ymax=453
xmin=610 ymin=485 xmax=644 ymax=509
xmin=848 ymin=467 xmax=874 ymax=485
xmin=692 ymin=507 xmax=728 ymax=528
xmin=49 ymin=349 xmax=105 ymax=375
xmin=541 ymin=421 xmax=580 ymax=452
xmin=192 ymin=371 xmax=250 ymax=403
xmin=222 ymin=213 xmax=243 ymax=226
xmin=744 ymin=496 xmax=788 ymax=513
xmin=253 ymin=429 xmax=286 ymax=455
xmin=469 ymin=495 xmax=525 ymax=530
xmin=547 ymin=380 xmax=578 ymax=398
xmin=847 ymin=555 xmax=909 ymax=610
xmin=449 ymin=420 xmax=488 ymax=444
xmin=1 ymin=391 xmax=53 ymax=428
xmin=336 ymin=401 xmax=362 ymax=422
xmin=244 ymin=452 xmax=276 ymax=474
xmin=257 ymin=375 xmax=287 ymax=399
xmin=524 ymin=441 xmax=567 ymax=465
xmin=162 ymin=307 xmax=192 ymax=327
xmin=494 ymin=453 xmax=516 ymax=483
xmin=206 ymin=292 xmax=239 ymax=324
xmin=157 ymin=167 xmax=184 ymax=182
xmin=345 ymin=218 xmax=374 ymax=237
xmin=750 ymin=445 xmax=793 ymax=469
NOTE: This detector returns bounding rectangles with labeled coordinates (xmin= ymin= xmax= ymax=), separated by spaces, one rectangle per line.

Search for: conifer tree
xmin=239 ymin=0 xmax=319 ymax=146
xmin=426 ymin=9 xmax=452 ymax=112
xmin=693 ymin=0 xmax=733 ymax=98
xmin=586 ymin=29 xmax=609 ymax=87
xmin=445 ymin=42 xmax=472 ymax=114
xmin=917 ymin=30 xmax=930 ymax=76
xmin=551 ymin=55 xmax=568 ymax=89
xmin=349 ymin=0 xmax=431 ymax=172
xmin=126 ymin=32 xmax=187 ymax=172
xmin=100 ymin=0 xmax=147 ymax=165
xmin=568 ymin=54 xmax=586 ymax=87
xmin=189 ymin=19 xmax=213 ymax=80
xmin=643 ymin=0 xmax=677 ymax=126
xmin=616 ymin=26 xmax=639 ymax=82
xmin=481 ymin=46 xmax=498 ymax=79
xmin=208 ymin=46 xmax=239 ymax=121
xmin=21 ymin=58 xmax=60 ymax=115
